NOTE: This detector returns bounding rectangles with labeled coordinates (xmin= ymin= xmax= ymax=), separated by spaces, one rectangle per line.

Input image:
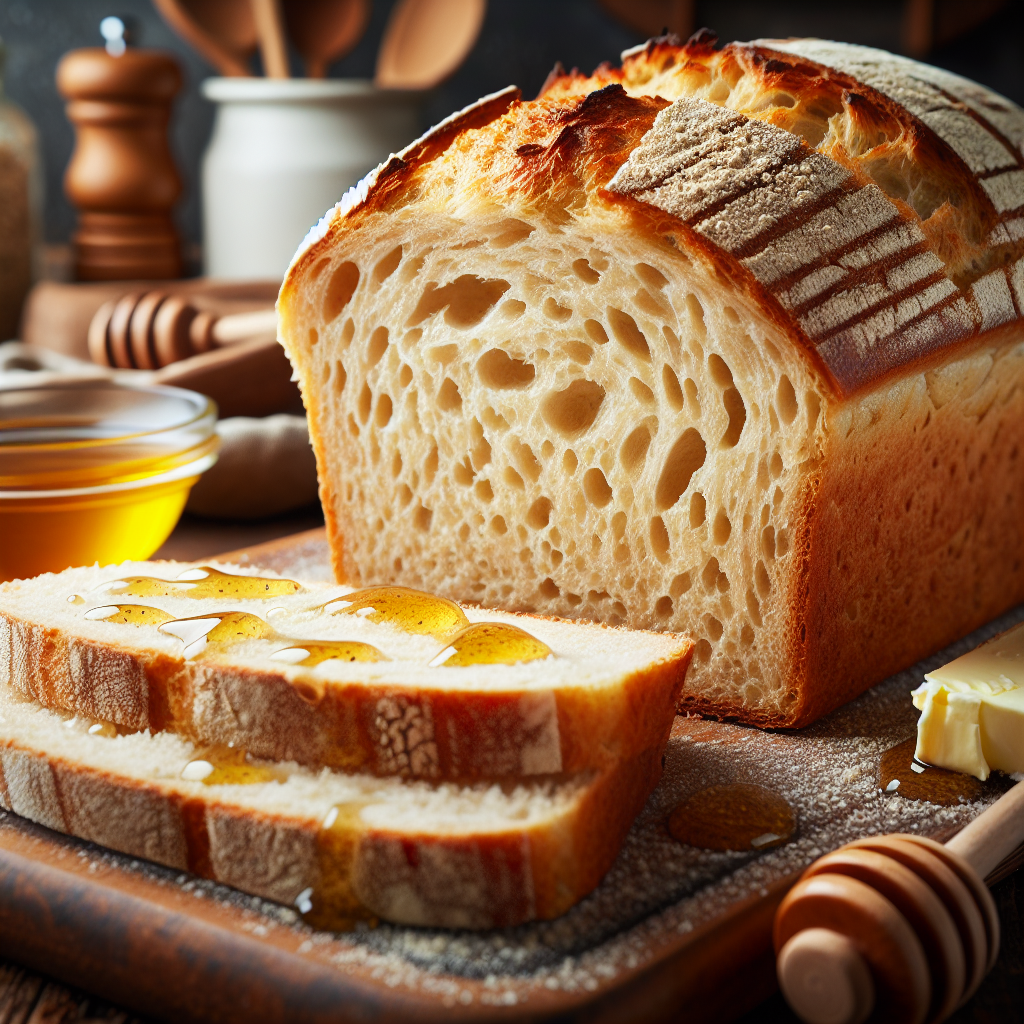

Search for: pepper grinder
xmin=56 ymin=17 xmax=183 ymax=281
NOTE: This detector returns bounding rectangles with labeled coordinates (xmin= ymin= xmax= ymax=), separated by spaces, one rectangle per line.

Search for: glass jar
xmin=0 ymin=34 xmax=43 ymax=342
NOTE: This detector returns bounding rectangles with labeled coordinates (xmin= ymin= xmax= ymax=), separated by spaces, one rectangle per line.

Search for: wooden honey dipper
xmin=88 ymin=290 xmax=278 ymax=370
xmin=774 ymin=779 xmax=1024 ymax=1024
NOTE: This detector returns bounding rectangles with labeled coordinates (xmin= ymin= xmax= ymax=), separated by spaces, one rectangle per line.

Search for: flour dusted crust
xmin=279 ymin=36 xmax=1024 ymax=727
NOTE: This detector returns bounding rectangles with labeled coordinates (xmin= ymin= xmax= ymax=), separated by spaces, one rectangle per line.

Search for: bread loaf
xmin=279 ymin=35 xmax=1024 ymax=728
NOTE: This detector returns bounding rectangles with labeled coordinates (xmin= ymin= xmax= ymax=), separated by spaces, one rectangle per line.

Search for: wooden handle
xmin=947 ymin=780 xmax=1024 ymax=880
xmin=87 ymin=291 xmax=277 ymax=369
xmin=775 ymin=781 xmax=1022 ymax=1024
xmin=250 ymin=0 xmax=290 ymax=78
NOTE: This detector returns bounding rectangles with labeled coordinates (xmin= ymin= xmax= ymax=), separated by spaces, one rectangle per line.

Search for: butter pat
xmin=912 ymin=622 xmax=1024 ymax=780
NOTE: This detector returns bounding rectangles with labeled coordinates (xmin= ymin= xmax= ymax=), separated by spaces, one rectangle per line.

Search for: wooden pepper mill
xmin=56 ymin=22 xmax=183 ymax=280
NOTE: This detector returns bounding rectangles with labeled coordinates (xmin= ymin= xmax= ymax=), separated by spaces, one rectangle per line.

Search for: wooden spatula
xmin=375 ymin=0 xmax=486 ymax=90
xmin=283 ymin=0 xmax=371 ymax=78
xmin=152 ymin=0 xmax=257 ymax=77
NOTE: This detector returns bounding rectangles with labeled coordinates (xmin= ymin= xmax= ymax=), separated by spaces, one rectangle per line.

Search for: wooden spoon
xmin=250 ymin=0 xmax=291 ymax=78
xmin=283 ymin=0 xmax=371 ymax=79
xmin=152 ymin=0 xmax=257 ymax=77
xmin=375 ymin=0 xmax=487 ymax=90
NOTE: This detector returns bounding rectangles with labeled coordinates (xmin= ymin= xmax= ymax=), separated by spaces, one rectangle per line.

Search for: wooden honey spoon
xmin=375 ymin=0 xmax=487 ymax=90
xmin=283 ymin=0 xmax=371 ymax=78
xmin=774 ymin=779 xmax=1024 ymax=1024
xmin=152 ymin=0 xmax=258 ymax=77
xmin=88 ymin=291 xmax=278 ymax=370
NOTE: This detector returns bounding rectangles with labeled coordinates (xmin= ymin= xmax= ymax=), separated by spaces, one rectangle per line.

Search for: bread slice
xmin=278 ymin=36 xmax=1024 ymax=728
xmin=0 ymin=561 xmax=691 ymax=780
xmin=0 ymin=683 xmax=660 ymax=929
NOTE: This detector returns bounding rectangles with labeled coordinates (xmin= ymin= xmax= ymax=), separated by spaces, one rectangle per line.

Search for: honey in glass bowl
xmin=0 ymin=382 xmax=219 ymax=581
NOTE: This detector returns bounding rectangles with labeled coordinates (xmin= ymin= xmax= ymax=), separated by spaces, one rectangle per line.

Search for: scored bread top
xmin=0 ymin=561 xmax=691 ymax=780
xmin=286 ymin=34 xmax=1024 ymax=397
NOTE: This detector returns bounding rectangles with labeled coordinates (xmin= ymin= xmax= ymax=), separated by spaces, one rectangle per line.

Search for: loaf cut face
xmin=279 ymin=37 xmax=1024 ymax=727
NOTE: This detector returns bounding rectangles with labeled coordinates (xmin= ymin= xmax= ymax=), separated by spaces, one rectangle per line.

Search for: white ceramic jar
xmin=201 ymin=78 xmax=422 ymax=280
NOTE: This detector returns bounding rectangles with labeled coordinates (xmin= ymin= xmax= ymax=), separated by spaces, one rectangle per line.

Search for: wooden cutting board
xmin=0 ymin=529 xmax=1018 ymax=1024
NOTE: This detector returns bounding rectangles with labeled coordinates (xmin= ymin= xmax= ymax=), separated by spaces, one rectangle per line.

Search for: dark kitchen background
xmin=1 ymin=0 xmax=1022 ymax=256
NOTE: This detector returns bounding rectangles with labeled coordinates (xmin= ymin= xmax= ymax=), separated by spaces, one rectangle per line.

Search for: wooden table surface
xmin=0 ymin=510 xmax=1019 ymax=1024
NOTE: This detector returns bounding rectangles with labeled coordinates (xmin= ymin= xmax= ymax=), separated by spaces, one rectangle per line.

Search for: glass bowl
xmin=0 ymin=382 xmax=219 ymax=581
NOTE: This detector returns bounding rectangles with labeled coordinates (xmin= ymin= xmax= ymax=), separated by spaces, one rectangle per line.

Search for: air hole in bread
xmin=670 ymin=572 xmax=691 ymax=597
xmin=307 ymin=327 xmax=319 ymax=348
xmin=347 ymin=414 xmax=358 ymax=437
xmin=397 ymin=482 xmax=412 ymax=506
xmin=572 ymin=258 xmax=600 ymax=283
xmin=722 ymin=387 xmax=746 ymax=447
xmin=340 ymin=318 xmax=355 ymax=349
xmin=367 ymin=327 xmax=389 ymax=368
xmin=583 ymin=468 xmax=612 ymax=507
xmin=477 ymin=349 xmax=535 ymax=389
xmin=357 ymin=383 xmax=372 ymax=424
xmin=509 ymin=438 xmax=542 ymax=481
xmin=746 ymin=589 xmax=763 ymax=628
xmin=565 ymin=341 xmax=593 ymax=364
xmin=656 ymin=428 xmax=706 ymax=510
xmin=650 ymin=516 xmax=670 ymax=561
xmin=635 ymin=263 xmax=669 ymax=290
xmin=662 ymin=365 xmax=684 ymax=410
xmin=755 ymin=560 xmax=771 ymax=599
xmin=408 ymin=276 xmax=511 ymax=329
xmin=454 ymin=458 xmax=474 ymax=486
xmin=713 ymin=509 xmax=732 ymax=545
xmin=540 ymin=577 xmax=560 ymax=599
xmin=705 ymin=615 xmax=724 ymax=642
xmin=702 ymin=556 xmax=720 ymax=592
xmin=770 ymin=452 xmax=783 ymax=478
xmin=373 ymin=245 xmax=403 ymax=282
xmin=708 ymin=353 xmax=734 ymax=389
xmin=324 ymin=262 xmax=360 ymax=321
xmin=686 ymin=294 xmax=707 ymax=336
xmin=429 ymin=343 xmax=458 ymax=365
xmin=527 ymin=497 xmax=552 ymax=529
xmin=329 ymin=361 xmax=346 ymax=397
xmin=762 ymin=525 xmax=776 ymax=561
xmin=689 ymin=491 xmax=707 ymax=528
xmin=457 ymin=522 xmax=470 ymax=542
xmin=629 ymin=377 xmax=655 ymax=404
xmin=635 ymin=288 xmax=669 ymax=319
xmin=310 ymin=256 xmax=330 ymax=281
xmin=398 ymin=363 xmax=413 ymax=388
xmin=655 ymin=595 xmax=673 ymax=618
xmin=543 ymin=297 xmax=573 ymax=322
xmin=499 ymin=299 xmax=526 ymax=320
xmin=424 ymin=447 xmax=438 ymax=485
xmin=683 ymin=377 xmax=701 ymax=416
xmin=542 ymin=379 xmax=605 ymax=437
xmin=487 ymin=219 xmax=534 ymax=248
xmin=777 ymin=375 xmax=798 ymax=425
xmin=475 ymin=479 xmax=493 ymax=502
xmin=504 ymin=466 xmax=525 ymax=490
xmin=621 ymin=425 xmax=651 ymax=475
xmin=777 ymin=528 xmax=791 ymax=556
xmin=584 ymin=319 xmax=609 ymax=345
xmin=375 ymin=393 xmax=393 ymax=427
xmin=414 ymin=504 xmax=432 ymax=531
xmin=438 ymin=378 xmax=462 ymax=412
xmin=491 ymin=515 xmax=507 ymax=535
xmin=607 ymin=308 xmax=651 ymax=361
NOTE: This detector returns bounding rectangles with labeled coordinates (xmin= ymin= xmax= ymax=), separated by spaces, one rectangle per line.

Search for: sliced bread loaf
xmin=278 ymin=36 xmax=1024 ymax=728
xmin=0 ymin=561 xmax=691 ymax=780
xmin=0 ymin=684 xmax=659 ymax=929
